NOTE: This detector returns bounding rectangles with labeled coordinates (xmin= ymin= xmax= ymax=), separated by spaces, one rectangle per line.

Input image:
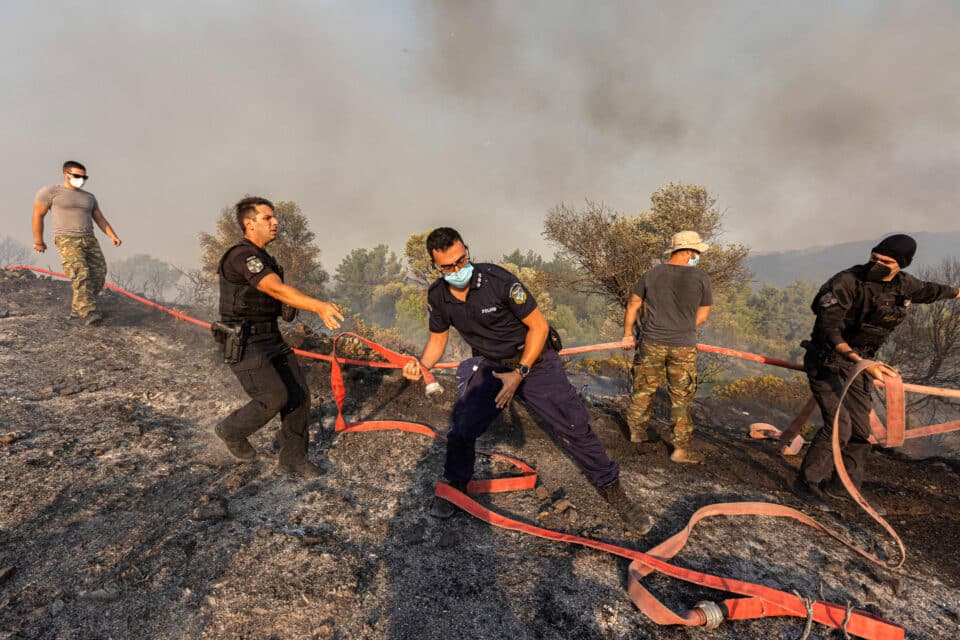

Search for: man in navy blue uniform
xmin=402 ymin=227 xmax=653 ymax=533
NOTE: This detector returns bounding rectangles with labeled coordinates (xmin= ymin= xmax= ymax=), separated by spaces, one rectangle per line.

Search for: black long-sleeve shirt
xmin=809 ymin=263 xmax=958 ymax=357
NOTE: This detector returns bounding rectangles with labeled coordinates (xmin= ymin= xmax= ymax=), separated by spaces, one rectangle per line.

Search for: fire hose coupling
xmin=692 ymin=601 xmax=724 ymax=630
xmin=424 ymin=381 xmax=443 ymax=397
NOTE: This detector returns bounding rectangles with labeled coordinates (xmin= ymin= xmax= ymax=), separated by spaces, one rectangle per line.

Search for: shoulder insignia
xmin=819 ymin=293 xmax=839 ymax=308
xmin=510 ymin=283 xmax=526 ymax=305
xmin=246 ymin=256 xmax=265 ymax=274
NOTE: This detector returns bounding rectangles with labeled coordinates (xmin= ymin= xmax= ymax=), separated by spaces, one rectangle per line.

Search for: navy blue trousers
xmin=444 ymin=350 xmax=619 ymax=488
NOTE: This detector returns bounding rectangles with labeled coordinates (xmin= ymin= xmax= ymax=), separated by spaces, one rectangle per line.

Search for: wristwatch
xmin=516 ymin=364 xmax=530 ymax=378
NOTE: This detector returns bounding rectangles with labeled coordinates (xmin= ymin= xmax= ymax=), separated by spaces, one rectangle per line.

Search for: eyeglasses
xmin=66 ymin=172 xmax=88 ymax=180
xmin=436 ymin=252 xmax=469 ymax=273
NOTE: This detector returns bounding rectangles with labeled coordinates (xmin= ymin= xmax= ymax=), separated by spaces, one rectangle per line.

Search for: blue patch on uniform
xmin=510 ymin=283 xmax=526 ymax=305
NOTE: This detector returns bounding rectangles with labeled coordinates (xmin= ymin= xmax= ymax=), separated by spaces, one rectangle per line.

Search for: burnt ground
xmin=1 ymin=268 xmax=959 ymax=640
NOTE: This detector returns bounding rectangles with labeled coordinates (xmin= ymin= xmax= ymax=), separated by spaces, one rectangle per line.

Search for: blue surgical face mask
xmin=443 ymin=262 xmax=474 ymax=288
xmin=688 ymin=255 xmax=700 ymax=267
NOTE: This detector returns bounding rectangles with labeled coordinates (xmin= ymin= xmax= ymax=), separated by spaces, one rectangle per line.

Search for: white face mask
xmin=69 ymin=177 xmax=86 ymax=188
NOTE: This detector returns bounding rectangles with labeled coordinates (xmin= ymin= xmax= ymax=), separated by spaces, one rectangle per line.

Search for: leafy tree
xmin=702 ymin=279 xmax=817 ymax=378
xmin=501 ymin=249 xmax=545 ymax=271
xmin=333 ymin=244 xmax=403 ymax=318
xmin=198 ymin=200 xmax=329 ymax=298
xmin=109 ymin=253 xmax=180 ymax=300
xmin=393 ymin=284 xmax=430 ymax=342
xmin=543 ymin=183 xmax=750 ymax=307
xmin=551 ymin=304 xmax=581 ymax=341
xmin=404 ymin=231 xmax=435 ymax=287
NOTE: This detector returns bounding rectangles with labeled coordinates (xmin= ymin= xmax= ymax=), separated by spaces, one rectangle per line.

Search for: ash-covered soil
xmin=1 ymin=268 xmax=959 ymax=640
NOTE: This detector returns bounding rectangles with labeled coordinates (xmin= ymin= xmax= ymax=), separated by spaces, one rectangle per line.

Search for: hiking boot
xmin=791 ymin=477 xmax=831 ymax=510
xmin=825 ymin=480 xmax=887 ymax=515
xmin=274 ymin=460 xmax=323 ymax=478
xmin=429 ymin=481 xmax=468 ymax=519
xmin=670 ymin=447 xmax=705 ymax=464
xmin=599 ymin=478 xmax=654 ymax=535
xmin=214 ymin=424 xmax=257 ymax=461
xmin=823 ymin=479 xmax=850 ymax=501
xmin=83 ymin=312 xmax=103 ymax=326
xmin=68 ymin=311 xmax=80 ymax=320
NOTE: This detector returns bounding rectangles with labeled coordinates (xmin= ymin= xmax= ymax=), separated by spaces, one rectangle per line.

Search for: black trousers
xmin=218 ymin=336 xmax=311 ymax=465
xmin=798 ymin=351 xmax=874 ymax=488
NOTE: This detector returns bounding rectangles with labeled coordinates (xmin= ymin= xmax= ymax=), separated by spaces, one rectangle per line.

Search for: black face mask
xmin=865 ymin=260 xmax=893 ymax=282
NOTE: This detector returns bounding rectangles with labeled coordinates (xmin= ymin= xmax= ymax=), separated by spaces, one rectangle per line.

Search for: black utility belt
xmin=486 ymin=352 xmax=546 ymax=368
xmin=210 ymin=320 xmax=278 ymax=365
xmin=801 ymin=339 xmax=876 ymax=361
xmin=248 ymin=320 xmax=279 ymax=335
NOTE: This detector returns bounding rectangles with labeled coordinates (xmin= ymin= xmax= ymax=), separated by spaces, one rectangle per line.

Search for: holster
xmin=211 ymin=321 xmax=248 ymax=365
xmin=800 ymin=339 xmax=841 ymax=378
xmin=281 ymin=303 xmax=298 ymax=323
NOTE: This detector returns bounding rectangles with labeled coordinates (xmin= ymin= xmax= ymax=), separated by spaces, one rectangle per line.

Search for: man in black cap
xmin=794 ymin=234 xmax=960 ymax=505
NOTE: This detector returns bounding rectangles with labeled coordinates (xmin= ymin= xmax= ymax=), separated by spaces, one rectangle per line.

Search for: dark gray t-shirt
xmin=632 ymin=263 xmax=713 ymax=347
xmin=35 ymin=185 xmax=99 ymax=237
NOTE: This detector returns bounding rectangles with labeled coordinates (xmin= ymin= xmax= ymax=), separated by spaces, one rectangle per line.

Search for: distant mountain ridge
xmin=745 ymin=231 xmax=960 ymax=287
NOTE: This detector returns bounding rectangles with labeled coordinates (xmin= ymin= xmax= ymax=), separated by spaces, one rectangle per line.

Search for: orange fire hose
xmin=15 ymin=264 xmax=960 ymax=638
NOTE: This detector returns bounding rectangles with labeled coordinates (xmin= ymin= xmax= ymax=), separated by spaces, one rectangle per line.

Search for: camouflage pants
xmin=55 ymin=235 xmax=107 ymax=318
xmin=627 ymin=342 xmax=698 ymax=448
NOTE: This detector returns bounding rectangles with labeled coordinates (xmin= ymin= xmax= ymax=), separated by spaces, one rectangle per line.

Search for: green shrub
xmin=713 ymin=373 xmax=809 ymax=411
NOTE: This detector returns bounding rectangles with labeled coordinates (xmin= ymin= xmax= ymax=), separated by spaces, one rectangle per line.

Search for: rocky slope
xmin=1 ymin=268 xmax=959 ymax=640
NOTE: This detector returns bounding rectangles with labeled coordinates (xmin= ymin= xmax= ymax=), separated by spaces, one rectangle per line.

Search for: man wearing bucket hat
xmin=620 ymin=230 xmax=713 ymax=463
xmin=794 ymin=233 xmax=960 ymax=505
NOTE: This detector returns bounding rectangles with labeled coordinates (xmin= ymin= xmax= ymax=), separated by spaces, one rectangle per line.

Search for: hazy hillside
xmin=746 ymin=231 xmax=960 ymax=287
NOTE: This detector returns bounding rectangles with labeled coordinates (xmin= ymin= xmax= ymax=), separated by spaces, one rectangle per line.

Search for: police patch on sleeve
xmin=509 ymin=283 xmax=527 ymax=305
xmin=246 ymin=256 xmax=265 ymax=274
xmin=819 ymin=293 xmax=838 ymax=308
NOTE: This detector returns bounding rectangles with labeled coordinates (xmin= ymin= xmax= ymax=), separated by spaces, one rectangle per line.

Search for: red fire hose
xmin=13 ymin=264 xmax=956 ymax=638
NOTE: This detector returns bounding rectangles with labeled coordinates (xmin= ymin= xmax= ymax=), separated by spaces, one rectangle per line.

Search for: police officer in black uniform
xmin=214 ymin=197 xmax=343 ymax=478
xmin=794 ymin=234 xmax=959 ymax=503
xmin=402 ymin=227 xmax=653 ymax=534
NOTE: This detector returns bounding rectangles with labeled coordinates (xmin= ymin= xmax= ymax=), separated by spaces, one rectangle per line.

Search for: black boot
xmin=599 ymin=478 xmax=653 ymax=535
xmin=791 ymin=476 xmax=831 ymax=511
xmin=215 ymin=423 xmax=257 ymax=461
xmin=430 ymin=481 xmax=468 ymax=519
xmin=275 ymin=459 xmax=323 ymax=479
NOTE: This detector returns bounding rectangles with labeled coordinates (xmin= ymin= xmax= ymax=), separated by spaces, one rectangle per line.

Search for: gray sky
xmin=2 ymin=1 xmax=958 ymax=271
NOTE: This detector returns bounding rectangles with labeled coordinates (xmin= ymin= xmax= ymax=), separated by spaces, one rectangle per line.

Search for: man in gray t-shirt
xmin=32 ymin=160 xmax=122 ymax=324
xmin=620 ymin=231 xmax=713 ymax=463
